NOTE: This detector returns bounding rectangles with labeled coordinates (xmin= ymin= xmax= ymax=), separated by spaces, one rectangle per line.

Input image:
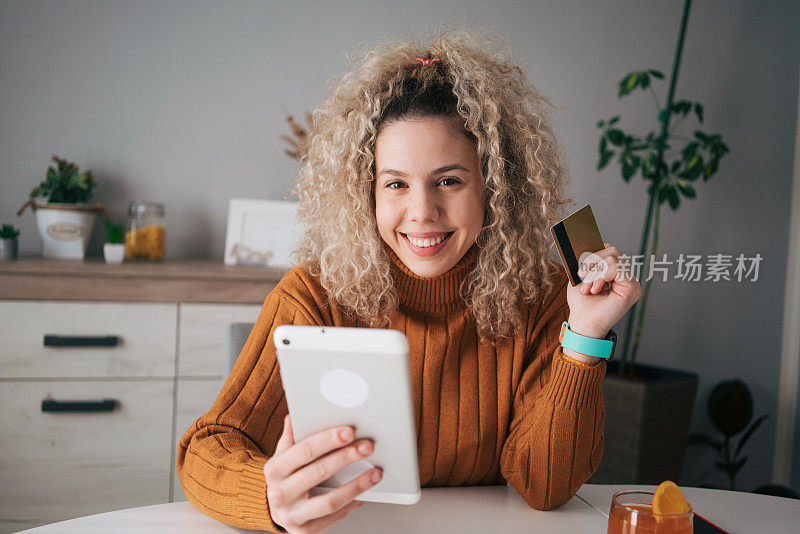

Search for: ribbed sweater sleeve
xmin=499 ymin=286 xmax=606 ymax=510
xmin=176 ymin=281 xmax=319 ymax=531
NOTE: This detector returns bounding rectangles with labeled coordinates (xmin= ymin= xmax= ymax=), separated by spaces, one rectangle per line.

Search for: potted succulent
xmin=588 ymin=0 xmax=729 ymax=485
xmin=17 ymin=155 xmax=108 ymax=260
xmin=103 ymin=220 xmax=125 ymax=264
xmin=0 ymin=224 xmax=20 ymax=261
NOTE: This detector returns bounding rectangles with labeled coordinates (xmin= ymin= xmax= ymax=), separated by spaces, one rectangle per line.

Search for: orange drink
xmin=607 ymin=490 xmax=693 ymax=534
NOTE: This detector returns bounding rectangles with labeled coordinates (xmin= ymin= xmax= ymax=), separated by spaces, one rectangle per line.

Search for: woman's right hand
xmin=264 ymin=414 xmax=383 ymax=533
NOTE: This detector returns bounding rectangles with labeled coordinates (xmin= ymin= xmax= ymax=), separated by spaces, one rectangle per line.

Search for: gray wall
xmin=1 ymin=1 xmax=798 ymax=493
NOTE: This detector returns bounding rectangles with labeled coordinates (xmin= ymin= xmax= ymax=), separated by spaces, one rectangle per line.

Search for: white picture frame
xmin=223 ymin=198 xmax=300 ymax=268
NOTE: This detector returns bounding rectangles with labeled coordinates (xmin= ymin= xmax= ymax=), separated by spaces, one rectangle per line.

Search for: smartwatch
xmin=558 ymin=321 xmax=617 ymax=359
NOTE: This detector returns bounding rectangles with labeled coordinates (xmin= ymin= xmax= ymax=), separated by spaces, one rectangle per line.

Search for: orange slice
xmin=652 ymin=480 xmax=691 ymax=515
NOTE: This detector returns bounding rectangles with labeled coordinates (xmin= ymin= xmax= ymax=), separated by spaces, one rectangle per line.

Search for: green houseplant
xmin=103 ymin=219 xmax=125 ymax=264
xmin=17 ymin=155 xmax=108 ymax=260
xmin=689 ymin=379 xmax=798 ymax=498
xmin=588 ymin=0 xmax=728 ymax=485
xmin=0 ymin=224 xmax=20 ymax=261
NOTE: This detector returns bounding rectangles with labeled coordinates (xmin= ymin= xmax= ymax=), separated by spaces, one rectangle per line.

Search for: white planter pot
xmin=103 ymin=243 xmax=125 ymax=264
xmin=33 ymin=202 xmax=98 ymax=260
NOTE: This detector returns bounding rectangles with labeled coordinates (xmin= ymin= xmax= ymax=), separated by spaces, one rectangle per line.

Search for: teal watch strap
xmin=559 ymin=321 xmax=616 ymax=359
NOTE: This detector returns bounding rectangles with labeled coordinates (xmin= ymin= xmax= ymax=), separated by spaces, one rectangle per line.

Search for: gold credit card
xmin=550 ymin=204 xmax=605 ymax=286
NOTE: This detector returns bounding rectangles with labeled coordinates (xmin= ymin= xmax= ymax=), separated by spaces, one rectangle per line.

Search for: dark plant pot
xmin=588 ymin=360 xmax=698 ymax=484
xmin=0 ymin=238 xmax=18 ymax=261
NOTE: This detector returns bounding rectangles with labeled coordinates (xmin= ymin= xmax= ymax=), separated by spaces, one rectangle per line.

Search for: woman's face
xmin=374 ymin=116 xmax=485 ymax=278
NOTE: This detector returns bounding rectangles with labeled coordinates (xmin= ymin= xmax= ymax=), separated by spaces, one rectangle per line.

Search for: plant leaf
xmin=667 ymin=185 xmax=680 ymax=209
xmin=676 ymin=179 xmax=696 ymax=198
xmin=682 ymin=142 xmax=700 ymax=159
xmin=622 ymin=161 xmax=635 ymax=182
xmin=598 ymin=150 xmax=614 ymax=171
xmin=684 ymin=152 xmax=704 ymax=180
xmin=619 ymin=72 xmax=639 ymax=97
xmin=608 ymin=115 xmax=621 ymax=126
xmin=643 ymin=153 xmax=655 ymax=177
xmin=713 ymin=141 xmax=730 ymax=157
xmin=670 ymin=100 xmax=691 ymax=116
xmin=694 ymin=102 xmax=704 ymax=123
xmin=608 ymin=129 xmax=625 ymax=146
xmin=597 ymin=119 xmax=605 ymax=128
xmin=708 ymin=380 xmax=753 ymax=436
xmin=648 ymin=69 xmax=665 ymax=79
xmin=704 ymin=158 xmax=719 ymax=180
xmin=657 ymin=183 xmax=670 ymax=203
xmin=734 ymin=414 xmax=768 ymax=458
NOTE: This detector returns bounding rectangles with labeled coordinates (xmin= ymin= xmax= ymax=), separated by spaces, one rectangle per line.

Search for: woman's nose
xmin=408 ymin=189 xmax=439 ymax=222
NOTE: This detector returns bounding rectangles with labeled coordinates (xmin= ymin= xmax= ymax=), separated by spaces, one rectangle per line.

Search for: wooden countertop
xmin=0 ymin=257 xmax=287 ymax=304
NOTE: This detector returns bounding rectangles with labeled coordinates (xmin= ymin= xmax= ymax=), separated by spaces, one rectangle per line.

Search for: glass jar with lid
xmin=125 ymin=201 xmax=165 ymax=260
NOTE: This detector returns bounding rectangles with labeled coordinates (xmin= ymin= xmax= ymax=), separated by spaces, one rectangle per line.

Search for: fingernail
xmin=358 ymin=442 xmax=372 ymax=455
xmin=340 ymin=428 xmax=353 ymax=442
xmin=371 ymin=469 xmax=382 ymax=484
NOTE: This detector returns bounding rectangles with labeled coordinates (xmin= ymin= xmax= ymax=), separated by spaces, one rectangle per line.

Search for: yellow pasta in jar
xmin=125 ymin=225 xmax=165 ymax=259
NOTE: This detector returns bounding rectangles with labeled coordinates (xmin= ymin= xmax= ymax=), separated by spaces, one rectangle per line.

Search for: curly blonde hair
xmin=292 ymin=28 xmax=573 ymax=339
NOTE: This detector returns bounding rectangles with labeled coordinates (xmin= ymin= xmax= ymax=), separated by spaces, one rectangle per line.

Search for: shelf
xmin=0 ymin=257 xmax=286 ymax=303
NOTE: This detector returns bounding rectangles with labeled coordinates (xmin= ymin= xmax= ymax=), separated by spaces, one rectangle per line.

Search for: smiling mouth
xmin=400 ymin=232 xmax=454 ymax=248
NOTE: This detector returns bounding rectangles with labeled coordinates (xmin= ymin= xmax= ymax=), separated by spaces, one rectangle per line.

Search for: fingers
xmin=578 ymin=244 xmax=624 ymax=283
xmin=579 ymin=255 xmax=618 ymax=287
xmin=291 ymin=467 xmax=382 ymax=526
xmin=281 ymin=439 xmax=375 ymax=504
xmin=267 ymin=425 xmax=356 ymax=481
xmin=275 ymin=414 xmax=295 ymax=455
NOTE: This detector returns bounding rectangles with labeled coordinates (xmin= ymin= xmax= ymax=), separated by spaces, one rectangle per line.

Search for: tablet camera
xmin=282 ymin=339 xmax=290 ymax=345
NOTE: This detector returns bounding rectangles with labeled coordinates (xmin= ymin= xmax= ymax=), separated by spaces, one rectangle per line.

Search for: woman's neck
xmin=385 ymin=243 xmax=479 ymax=315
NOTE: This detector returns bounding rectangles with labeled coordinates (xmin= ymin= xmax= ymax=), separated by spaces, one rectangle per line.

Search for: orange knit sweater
xmin=176 ymin=246 xmax=605 ymax=531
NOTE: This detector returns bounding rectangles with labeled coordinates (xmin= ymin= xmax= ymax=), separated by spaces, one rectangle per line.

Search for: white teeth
xmin=407 ymin=234 xmax=448 ymax=248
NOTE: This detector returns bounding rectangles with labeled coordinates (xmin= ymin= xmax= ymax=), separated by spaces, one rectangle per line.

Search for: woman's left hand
xmin=565 ymin=242 xmax=642 ymax=339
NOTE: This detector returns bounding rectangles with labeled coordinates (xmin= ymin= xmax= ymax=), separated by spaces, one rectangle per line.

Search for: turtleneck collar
xmin=385 ymin=242 xmax=479 ymax=315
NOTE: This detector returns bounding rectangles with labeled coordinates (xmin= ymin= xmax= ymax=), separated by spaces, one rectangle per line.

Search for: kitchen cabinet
xmin=0 ymin=258 xmax=282 ymax=533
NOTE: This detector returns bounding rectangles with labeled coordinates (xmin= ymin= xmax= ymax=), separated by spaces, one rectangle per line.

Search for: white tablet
xmin=273 ymin=325 xmax=421 ymax=505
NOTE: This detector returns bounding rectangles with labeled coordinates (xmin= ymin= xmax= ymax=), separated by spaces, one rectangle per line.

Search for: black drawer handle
xmin=43 ymin=335 xmax=120 ymax=347
xmin=41 ymin=399 xmax=119 ymax=413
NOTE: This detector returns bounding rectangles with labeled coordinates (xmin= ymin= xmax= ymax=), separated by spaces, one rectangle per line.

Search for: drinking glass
xmin=607 ymin=490 xmax=693 ymax=534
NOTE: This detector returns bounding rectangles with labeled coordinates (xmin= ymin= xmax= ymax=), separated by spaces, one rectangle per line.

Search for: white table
xmin=576 ymin=484 xmax=800 ymax=534
xmin=17 ymin=484 xmax=800 ymax=533
xmin=16 ymin=485 xmax=603 ymax=533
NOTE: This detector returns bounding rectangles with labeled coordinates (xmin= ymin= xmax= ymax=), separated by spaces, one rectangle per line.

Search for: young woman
xmin=177 ymin=30 xmax=641 ymax=534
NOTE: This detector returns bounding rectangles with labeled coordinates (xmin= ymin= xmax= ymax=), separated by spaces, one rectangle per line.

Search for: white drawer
xmin=0 ymin=380 xmax=173 ymax=530
xmin=177 ymin=303 xmax=261 ymax=378
xmin=0 ymin=301 xmax=177 ymax=378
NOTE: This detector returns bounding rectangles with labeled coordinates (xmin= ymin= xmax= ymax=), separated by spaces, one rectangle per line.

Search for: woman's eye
xmin=386 ymin=181 xmax=405 ymax=189
xmin=439 ymin=177 xmax=461 ymax=186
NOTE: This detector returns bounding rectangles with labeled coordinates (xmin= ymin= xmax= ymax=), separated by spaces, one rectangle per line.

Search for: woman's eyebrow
xmin=377 ymin=164 xmax=471 ymax=177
